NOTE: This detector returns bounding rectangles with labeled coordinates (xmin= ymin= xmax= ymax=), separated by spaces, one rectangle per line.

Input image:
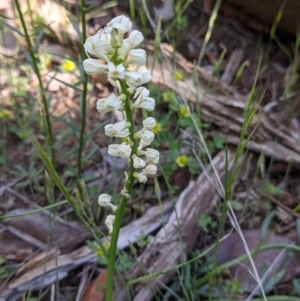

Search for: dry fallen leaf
xmin=82 ymin=269 xmax=106 ymax=301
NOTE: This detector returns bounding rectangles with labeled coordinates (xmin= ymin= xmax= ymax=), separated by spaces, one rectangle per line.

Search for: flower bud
xmin=129 ymin=49 xmax=146 ymax=66
xmin=144 ymin=148 xmax=160 ymax=164
xmin=140 ymin=130 xmax=155 ymax=145
xmin=133 ymin=155 xmax=146 ymax=169
xmin=142 ymin=117 xmax=156 ymax=130
xmin=126 ymin=30 xmax=144 ymax=47
xmin=139 ymin=97 xmax=155 ymax=111
xmin=143 ymin=165 xmax=157 ymax=175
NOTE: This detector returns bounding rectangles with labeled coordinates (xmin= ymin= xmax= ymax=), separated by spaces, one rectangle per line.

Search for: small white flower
xmin=96 ymin=93 xmax=120 ymax=114
xmin=144 ymin=148 xmax=160 ymax=164
xmin=106 ymin=93 xmax=121 ymax=110
xmin=132 ymin=155 xmax=146 ymax=169
xmin=118 ymin=143 xmax=132 ymax=158
xmin=107 ymin=15 xmax=132 ymax=33
xmin=142 ymin=117 xmax=156 ymax=130
xmin=143 ymin=165 xmax=157 ymax=175
xmin=107 ymin=62 xmax=125 ymax=79
xmin=83 ymin=58 xmax=107 ymax=75
xmin=98 ymin=194 xmax=117 ymax=211
xmin=139 ymin=97 xmax=155 ymax=111
xmin=125 ymin=71 xmax=142 ymax=87
xmin=84 ymin=33 xmax=111 ymax=58
xmin=133 ymin=172 xmax=147 ymax=183
xmin=134 ymin=87 xmax=150 ymax=105
xmin=114 ymin=120 xmax=130 ymax=137
xmin=139 ymin=68 xmax=152 ymax=84
xmin=138 ymin=130 xmax=155 ymax=145
xmin=105 ymin=214 xmax=115 ymax=234
xmin=129 ymin=49 xmax=146 ymax=66
xmin=105 ymin=120 xmax=130 ymax=138
xmin=125 ymin=30 xmax=144 ymax=47
xmin=108 ymin=144 xmax=120 ymax=157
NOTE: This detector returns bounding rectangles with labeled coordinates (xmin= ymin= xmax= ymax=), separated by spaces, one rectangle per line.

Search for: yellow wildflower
xmin=152 ymin=122 xmax=162 ymax=134
xmin=61 ymin=59 xmax=76 ymax=72
xmin=173 ymin=70 xmax=183 ymax=81
xmin=176 ymin=155 xmax=188 ymax=168
xmin=0 ymin=109 xmax=10 ymax=120
xmin=95 ymin=241 xmax=110 ymax=256
xmin=162 ymin=90 xmax=175 ymax=102
xmin=179 ymin=105 xmax=190 ymax=117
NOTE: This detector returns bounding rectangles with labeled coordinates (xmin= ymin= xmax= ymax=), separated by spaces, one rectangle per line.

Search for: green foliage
xmin=115 ymin=252 xmax=135 ymax=273
xmin=136 ymin=231 xmax=154 ymax=248
xmin=0 ymin=257 xmax=13 ymax=279
xmin=198 ymin=213 xmax=217 ymax=232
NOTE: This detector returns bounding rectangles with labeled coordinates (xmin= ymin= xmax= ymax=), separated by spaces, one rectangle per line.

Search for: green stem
xmin=14 ymin=0 xmax=55 ymax=167
xmin=77 ymin=0 xmax=88 ymax=179
xmin=105 ymin=80 xmax=138 ymax=301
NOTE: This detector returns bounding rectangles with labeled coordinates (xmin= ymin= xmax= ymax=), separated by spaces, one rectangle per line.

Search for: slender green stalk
xmin=77 ymin=0 xmax=88 ymax=178
xmin=105 ymin=80 xmax=138 ymax=301
xmin=14 ymin=0 xmax=55 ymax=166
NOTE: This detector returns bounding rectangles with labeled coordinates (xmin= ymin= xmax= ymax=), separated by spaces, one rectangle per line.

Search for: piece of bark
xmin=221 ymin=49 xmax=245 ymax=85
xmin=113 ymin=149 xmax=234 ymax=301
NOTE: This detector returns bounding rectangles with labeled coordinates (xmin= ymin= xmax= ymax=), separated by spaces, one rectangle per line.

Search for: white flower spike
xmin=83 ymin=15 xmax=159 ymax=237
